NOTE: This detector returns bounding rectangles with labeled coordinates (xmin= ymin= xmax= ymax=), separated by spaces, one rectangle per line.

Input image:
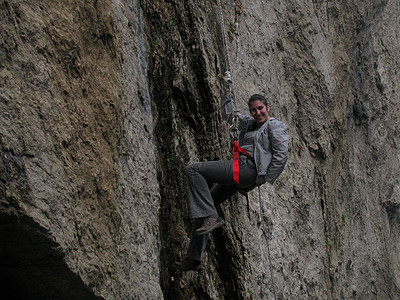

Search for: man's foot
xmin=195 ymin=214 xmax=225 ymax=236
xmin=173 ymin=257 xmax=203 ymax=271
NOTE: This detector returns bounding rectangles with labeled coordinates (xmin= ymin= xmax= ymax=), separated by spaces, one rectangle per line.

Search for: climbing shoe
xmin=173 ymin=257 xmax=203 ymax=271
xmin=195 ymin=214 xmax=225 ymax=236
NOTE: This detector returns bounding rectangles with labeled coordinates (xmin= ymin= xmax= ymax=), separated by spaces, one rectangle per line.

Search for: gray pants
xmin=186 ymin=157 xmax=257 ymax=260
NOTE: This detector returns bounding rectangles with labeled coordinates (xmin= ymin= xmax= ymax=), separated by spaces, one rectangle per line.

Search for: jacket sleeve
xmin=220 ymin=94 xmax=236 ymax=123
xmin=220 ymin=94 xmax=251 ymax=125
xmin=265 ymin=121 xmax=289 ymax=184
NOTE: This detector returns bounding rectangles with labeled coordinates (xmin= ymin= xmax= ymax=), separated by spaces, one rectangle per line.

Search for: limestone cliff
xmin=1 ymin=0 xmax=399 ymax=299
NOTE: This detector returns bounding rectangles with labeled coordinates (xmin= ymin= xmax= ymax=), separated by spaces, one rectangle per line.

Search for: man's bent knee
xmin=186 ymin=162 xmax=200 ymax=176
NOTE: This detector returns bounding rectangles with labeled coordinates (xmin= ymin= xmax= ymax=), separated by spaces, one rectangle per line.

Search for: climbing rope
xmin=216 ymin=0 xmax=232 ymax=73
xmin=258 ymin=186 xmax=277 ymax=300
xmin=215 ymin=0 xmax=240 ymax=140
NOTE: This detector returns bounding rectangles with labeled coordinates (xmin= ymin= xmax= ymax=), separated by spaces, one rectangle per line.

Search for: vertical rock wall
xmin=1 ymin=0 xmax=399 ymax=299
xmin=143 ymin=0 xmax=400 ymax=299
xmin=221 ymin=1 xmax=400 ymax=299
xmin=1 ymin=0 xmax=161 ymax=299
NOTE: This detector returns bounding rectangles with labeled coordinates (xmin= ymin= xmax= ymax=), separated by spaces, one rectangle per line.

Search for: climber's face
xmin=249 ymin=100 xmax=270 ymax=125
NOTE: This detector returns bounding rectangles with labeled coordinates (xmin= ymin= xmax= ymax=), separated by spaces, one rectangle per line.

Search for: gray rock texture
xmin=1 ymin=0 xmax=160 ymax=298
xmin=1 ymin=0 xmax=399 ymax=299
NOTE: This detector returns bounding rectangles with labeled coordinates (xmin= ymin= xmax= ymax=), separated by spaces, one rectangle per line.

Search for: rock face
xmin=1 ymin=0 xmax=399 ymax=299
xmin=1 ymin=0 xmax=160 ymax=298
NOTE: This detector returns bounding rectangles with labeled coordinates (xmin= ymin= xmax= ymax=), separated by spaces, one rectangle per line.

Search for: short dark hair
xmin=248 ymin=94 xmax=268 ymax=107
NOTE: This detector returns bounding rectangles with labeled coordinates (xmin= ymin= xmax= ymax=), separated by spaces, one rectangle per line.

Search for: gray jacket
xmin=221 ymin=95 xmax=289 ymax=185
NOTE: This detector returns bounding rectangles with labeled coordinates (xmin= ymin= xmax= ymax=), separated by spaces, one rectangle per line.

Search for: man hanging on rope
xmin=173 ymin=74 xmax=289 ymax=271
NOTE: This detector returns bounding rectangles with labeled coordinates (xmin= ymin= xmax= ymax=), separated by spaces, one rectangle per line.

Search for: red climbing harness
xmin=232 ymin=140 xmax=254 ymax=184
xmin=232 ymin=139 xmax=254 ymax=219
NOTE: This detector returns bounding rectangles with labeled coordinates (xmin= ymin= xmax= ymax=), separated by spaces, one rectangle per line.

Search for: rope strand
xmin=216 ymin=0 xmax=240 ymax=140
xmin=258 ymin=186 xmax=277 ymax=300
xmin=216 ymin=0 xmax=232 ymax=73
